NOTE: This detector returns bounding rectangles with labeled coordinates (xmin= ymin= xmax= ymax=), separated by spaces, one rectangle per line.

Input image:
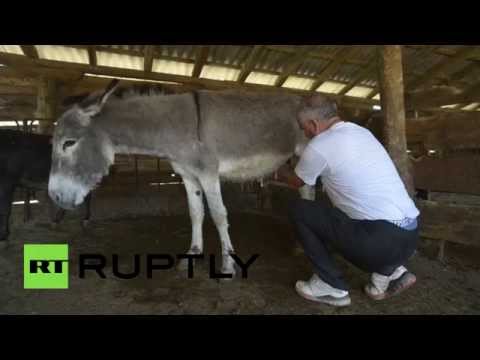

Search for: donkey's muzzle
xmin=48 ymin=174 xmax=89 ymax=210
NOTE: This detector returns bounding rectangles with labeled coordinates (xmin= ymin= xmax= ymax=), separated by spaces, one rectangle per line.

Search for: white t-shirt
xmin=295 ymin=121 xmax=420 ymax=221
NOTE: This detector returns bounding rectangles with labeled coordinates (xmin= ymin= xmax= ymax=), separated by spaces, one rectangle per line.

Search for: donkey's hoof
xmin=176 ymin=255 xmax=204 ymax=272
xmin=176 ymin=258 xmax=189 ymax=271
xmin=217 ymin=267 xmax=236 ymax=282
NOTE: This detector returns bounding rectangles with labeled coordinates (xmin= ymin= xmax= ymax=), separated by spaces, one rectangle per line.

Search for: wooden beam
xmin=417 ymin=200 xmax=480 ymax=247
xmin=377 ymin=45 xmax=414 ymax=195
xmin=371 ymin=82 xmax=480 ymax=110
xmin=143 ymin=45 xmax=154 ymax=73
xmin=408 ymin=80 xmax=480 ymax=110
xmin=77 ymin=44 xmax=193 ymax=64
xmin=274 ymin=46 xmax=315 ymax=87
xmin=192 ymin=46 xmax=210 ymax=78
xmin=0 ymin=107 xmax=36 ymax=119
xmin=408 ymin=46 xmax=478 ymax=91
xmin=446 ymin=82 xmax=480 ymax=110
xmin=0 ymin=95 xmax=36 ymax=108
xmin=237 ymin=45 xmax=265 ymax=83
xmin=462 ymin=80 xmax=480 ymax=100
xmin=366 ymin=87 xmax=379 ymax=99
xmin=405 ymin=111 xmax=480 ymax=150
xmin=0 ymin=54 xmax=82 ymax=82
xmin=35 ymin=77 xmax=57 ymax=134
xmin=411 ymin=107 xmax=480 ymax=114
xmin=20 ymin=45 xmax=39 ymax=59
xmin=0 ymin=85 xmax=36 ymax=96
xmin=366 ymin=47 xmax=435 ymax=101
xmin=0 ymin=68 xmax=39 ymax=87
xmin=88 ymin=46 xmax=97 ymax=67
xmin=449 ymin=61 xmax=480 ymax=82
xmin=309 ymin=46 xmax=359 ymax=91
xmin=337 ymin=60 xmax=377 ymax=96
xmin=268 ymin=45 xmax=480 ymax=68
xmin=62 ymin=75 xmax=379 ymax=111
xmin=266 ymin=45 xmax=369 ymax=67
xmin=0 ymin=52 xmax=380 ymax=111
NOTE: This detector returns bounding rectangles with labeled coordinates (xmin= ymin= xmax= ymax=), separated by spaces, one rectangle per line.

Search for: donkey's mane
xmin=62 ymin=83 xmax=178 ymax=108
xmin=113 ymin=83 xmax=177 ymax=100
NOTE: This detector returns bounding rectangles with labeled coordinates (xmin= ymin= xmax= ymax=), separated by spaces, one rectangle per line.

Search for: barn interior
xmin=0 ymin=45 xmax=479 ymax=315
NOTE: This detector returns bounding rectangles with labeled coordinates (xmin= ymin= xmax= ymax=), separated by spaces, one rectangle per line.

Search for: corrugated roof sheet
xmin=0 ymin=45 xmax=23 ymax=55
xmin=159 ymin=45 xmax=196 ymax=61
xmin=282 ymin=76 xmax=315 ymax=90
xmin=352 ymin=46 xmax=376 ymax=62
xmin=255 ymin=49 xmax=293 ymax=73
xmin=345 ymin=85 xmax=375 ymax=98
xmin=99 ymin=45 xmax=145 ymax=55
xmin=4 ymin=44 xmax=477 ymax=112
xmin=97 ymin=51 xmax=144 ymax=70
xmin=315 ymin=81 xmax=346 ymax=94
xmin=36 ymin=45 xmax=89 ymax=64
xmin=208 ymin=45 xmax=251 ymax=67
xmin=297 ymin=57 xmax=331 ymax=78
xmin=245 ymin=72 xmax=279 ymax=86
xmin=313 ymin=45 xmax=345 ymax=57
xmin=152 ymin=59 xmax=193 ymax=77
xmin=331 ymin=63 xmax=362 ymax=83
xmin=200 ymin=65 xmax=240 ymax=81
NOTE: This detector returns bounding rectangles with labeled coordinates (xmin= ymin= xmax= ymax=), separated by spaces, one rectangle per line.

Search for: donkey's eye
xmin=63 ymin=140 xmax=77 ymax=152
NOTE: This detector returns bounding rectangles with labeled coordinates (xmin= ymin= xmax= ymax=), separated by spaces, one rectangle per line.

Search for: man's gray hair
xmin=298 ymin=94 xmax=338 ymax=122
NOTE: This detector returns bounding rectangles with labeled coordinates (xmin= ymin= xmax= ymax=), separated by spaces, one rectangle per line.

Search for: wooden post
xmin=35 ymin=77 xmax=57 ymax=135
xmin=377 ymin=45 xmax=415 ymax=196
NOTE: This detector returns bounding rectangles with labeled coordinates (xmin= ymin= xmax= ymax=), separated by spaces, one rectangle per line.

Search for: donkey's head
xmin=48 ymin=80 xmax=119 ymax=209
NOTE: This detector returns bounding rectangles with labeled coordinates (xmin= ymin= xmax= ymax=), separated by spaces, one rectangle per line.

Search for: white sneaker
xmin=365 ymin=266 xmax=416 ymax=300
xmin=295 ymin=274 xmax=351 ymax=307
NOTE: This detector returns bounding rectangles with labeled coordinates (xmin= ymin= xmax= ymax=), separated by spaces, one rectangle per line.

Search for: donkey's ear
xmin=79 ymin=79 xmax=120 ymax=117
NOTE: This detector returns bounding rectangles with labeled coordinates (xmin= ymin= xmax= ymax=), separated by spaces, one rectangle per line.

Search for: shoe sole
xmin=295 ymin=284 xmax=352 ymax=307
xmin=365 ymin=272 xmax=417 ymax=301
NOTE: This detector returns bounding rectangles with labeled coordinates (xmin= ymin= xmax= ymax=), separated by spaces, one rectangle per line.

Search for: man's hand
xmin=275 ymin=163 xmax=305 ymax=190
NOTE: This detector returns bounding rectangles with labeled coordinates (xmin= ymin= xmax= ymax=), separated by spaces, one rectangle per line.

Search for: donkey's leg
xmin=82 ymin=192 xmax=92 ymax=228
xmin=177 ymin=175 xmax=205 ymax=270
xmin=48 ymin=193 xmax=66 ymax=229
xmin=0 ymin=180 xmax=15 ymax=248
xmin=198 ymin=174 xmax=236 ymax=276
xmin=24 ymin=188 xmax=32 ymax=223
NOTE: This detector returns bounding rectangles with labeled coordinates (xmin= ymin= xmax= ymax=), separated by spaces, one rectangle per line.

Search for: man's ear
xmin=311 ymin=119 xmax=321 ymax=133
xmin=78 ymin=79 xmax=120 ymax=117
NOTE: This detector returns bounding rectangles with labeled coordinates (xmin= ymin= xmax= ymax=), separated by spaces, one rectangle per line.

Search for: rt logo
xmin=24 ymin=244 xmax=69 ymax=289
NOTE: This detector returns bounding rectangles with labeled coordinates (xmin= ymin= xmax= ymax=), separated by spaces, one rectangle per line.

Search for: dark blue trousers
xmin=289 ymin=199 xmax=418 ymax=291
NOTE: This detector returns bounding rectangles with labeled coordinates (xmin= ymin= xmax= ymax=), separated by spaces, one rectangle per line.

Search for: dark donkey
xmin=0 ymin=129 xmax=91 ymax=246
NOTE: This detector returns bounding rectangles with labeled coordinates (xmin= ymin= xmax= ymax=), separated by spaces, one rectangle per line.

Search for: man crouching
xmin=277 ymin=94 xmax=419 ymax=307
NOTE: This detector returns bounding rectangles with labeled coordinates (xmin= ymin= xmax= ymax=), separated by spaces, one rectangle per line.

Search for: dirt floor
xmin=1 ymin=212 xmax=479 ymax=315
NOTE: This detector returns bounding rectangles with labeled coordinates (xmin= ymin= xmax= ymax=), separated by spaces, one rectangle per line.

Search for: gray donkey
xmin=48 ymin=80 xmax=315 ymax=276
